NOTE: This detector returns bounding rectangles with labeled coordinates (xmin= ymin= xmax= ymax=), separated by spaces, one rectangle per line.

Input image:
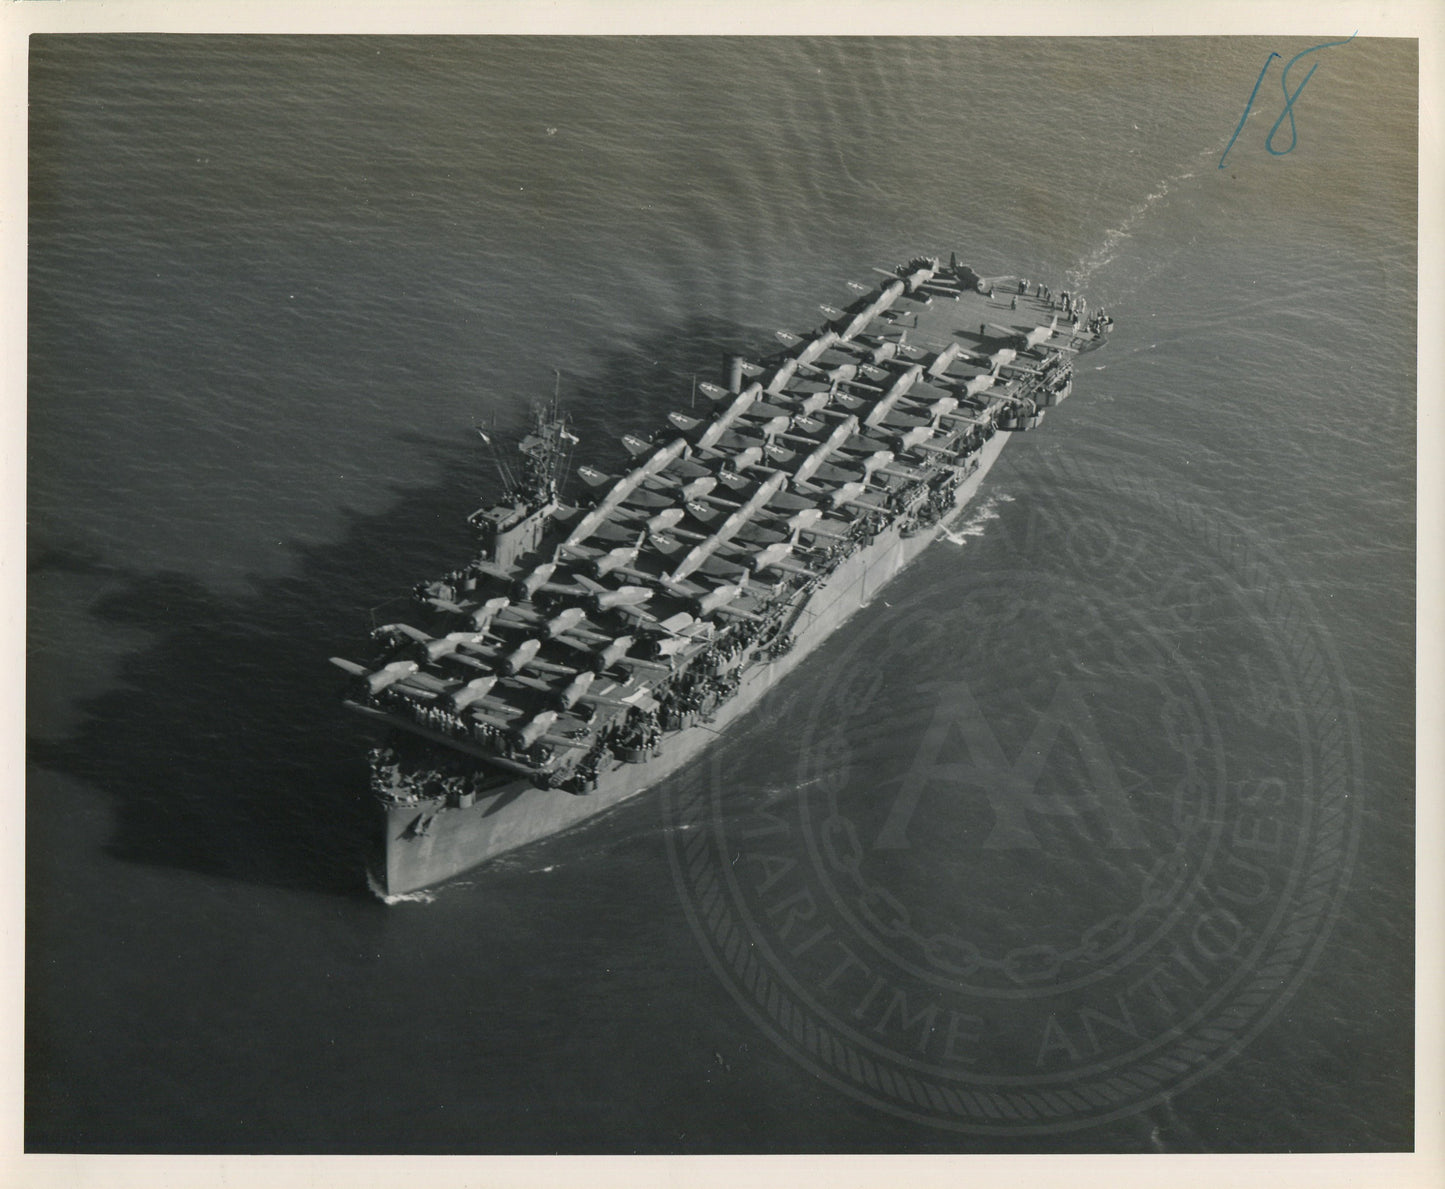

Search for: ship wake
xmin=367 ymin=870 xmax=437 ymax=905
xmin=940 ymin=493 xmax=1011 ymax=545
xmin=1067 ymin=141 xmax=1223 ymax=290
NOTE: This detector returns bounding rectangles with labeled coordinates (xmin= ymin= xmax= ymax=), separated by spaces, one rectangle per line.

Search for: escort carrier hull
xmin=332 ymin=256 xmax=1109 ymax=897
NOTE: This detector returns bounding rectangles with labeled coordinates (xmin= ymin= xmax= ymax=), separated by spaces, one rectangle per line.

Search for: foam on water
xmin=367 ymin=870 xmax=437 ymax=906
xmin=25 ymin=35 xmax=1415 ymax=1155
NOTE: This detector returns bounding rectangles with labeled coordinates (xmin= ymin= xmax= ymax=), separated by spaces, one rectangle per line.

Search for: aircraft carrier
xmin=331 ymin=255 xmax=1111 ymax=897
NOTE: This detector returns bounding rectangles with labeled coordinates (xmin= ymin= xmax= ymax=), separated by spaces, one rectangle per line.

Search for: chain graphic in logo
xmin=662 ymin=448 xmax=1360 ymax=1134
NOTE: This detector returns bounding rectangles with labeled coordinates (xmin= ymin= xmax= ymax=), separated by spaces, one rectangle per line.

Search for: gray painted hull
xmin=378 ymin=428 xmax=1011 ymax=896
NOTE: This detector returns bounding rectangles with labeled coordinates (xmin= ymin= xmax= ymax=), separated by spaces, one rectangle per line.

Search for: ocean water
xmin=25 ymin=36 xmax=1414 ymax=1153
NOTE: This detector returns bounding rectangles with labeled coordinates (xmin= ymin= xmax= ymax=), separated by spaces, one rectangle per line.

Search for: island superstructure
xmin=331 ymin=255 xmax=1111 ymax=897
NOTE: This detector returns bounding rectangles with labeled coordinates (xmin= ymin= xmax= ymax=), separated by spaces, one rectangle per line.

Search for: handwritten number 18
xmin=1218 ymin=33 xmax=1356 ymax=169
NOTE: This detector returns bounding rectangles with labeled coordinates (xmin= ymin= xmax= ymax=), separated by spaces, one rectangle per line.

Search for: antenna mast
xmin=513 ymin=372 xmax=576 ymax=509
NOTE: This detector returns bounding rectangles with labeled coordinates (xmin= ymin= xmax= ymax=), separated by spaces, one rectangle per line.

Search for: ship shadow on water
xmin=27 ymin=541 xmax=411 ymax=898
xmin=27 ymin=313 xmax=760 ymax=899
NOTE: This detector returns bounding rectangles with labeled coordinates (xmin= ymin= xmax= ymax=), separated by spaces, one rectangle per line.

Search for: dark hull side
xmin=376 ymin=428 xmax=1012 ymax=897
